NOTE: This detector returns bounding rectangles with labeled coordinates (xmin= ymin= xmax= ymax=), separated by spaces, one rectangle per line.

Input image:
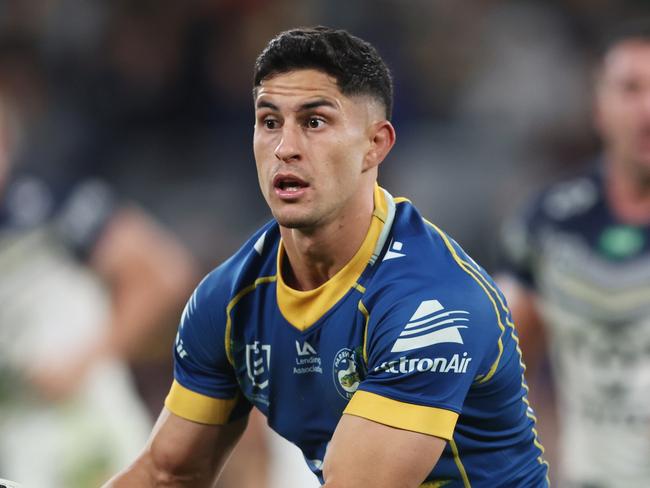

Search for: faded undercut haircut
xmin=253 ymin=26 xmax=394 ymax=120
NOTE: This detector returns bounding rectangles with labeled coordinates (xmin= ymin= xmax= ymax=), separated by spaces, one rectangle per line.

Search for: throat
xmin=607 ymin=167 xmax=650 ymax=225
xmin=280 ymin=240 xmax=341 ymax=291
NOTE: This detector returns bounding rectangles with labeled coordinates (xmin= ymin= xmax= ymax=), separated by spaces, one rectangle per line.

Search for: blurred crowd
xmin=2 ymin=0 xmax=650 ymax=486
xmin=5 ymin=0 xmax=649 ymax=266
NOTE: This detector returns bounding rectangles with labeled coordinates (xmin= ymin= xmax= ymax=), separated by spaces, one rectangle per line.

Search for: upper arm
xmin=88 ymin=204 xmax=198 ymax=294
xmin=328 ymin=278 xmax=501 ymax=484
xmin=349 ymin=288 xmax=500 ymax=442
xmin=497 ymin=195 xmax=547 ymax=372
xmin=322 ymin=414 xmax=445 ymax=488
xmin=106 ymin=407 xmax=247 ymax=487
xmin=163 ymin=270 xmax=253 ymax=425
xmin=496 ymin=274 xmax=545 ymax=375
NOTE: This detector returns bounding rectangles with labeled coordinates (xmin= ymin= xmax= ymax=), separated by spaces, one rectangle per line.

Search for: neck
xmin=605 ymin=155 xmax=650 ymax=225
xmin=280 ymin=185 xmax=376 ymax=291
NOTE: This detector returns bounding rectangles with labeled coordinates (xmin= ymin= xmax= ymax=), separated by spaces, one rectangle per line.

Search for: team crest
xmin=333 ymin=347 xmax=364 ymax=399
xmin=246 ymin=341 xmax=271 ymax=390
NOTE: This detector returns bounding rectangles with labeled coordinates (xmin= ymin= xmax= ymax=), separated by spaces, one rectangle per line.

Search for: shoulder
xmin=533 ymin=170 xmax=602 ymax=223
xmin=364 ymin=199 xmax=502 ymax=336
xmin=179 ymin=220 xmax=279 ymax=343
xmin=1 ymin=172 xmax=123 ymax=259
xmin=193 ymin=220 xmax=280 ymax=311
xmin=500 ymin=168 xmax=602 ymax=261
xmin=515 ymin=169 xmax=602 ymax=232
xmin=0 ymin=173 xmax=58 ymax=229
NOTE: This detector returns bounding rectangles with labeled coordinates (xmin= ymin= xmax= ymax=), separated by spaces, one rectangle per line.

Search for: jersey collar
xmin=276 ymin=184 xmax=392 ymax=331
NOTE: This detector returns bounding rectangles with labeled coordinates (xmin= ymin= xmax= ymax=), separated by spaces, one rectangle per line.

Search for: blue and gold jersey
xmin=167 ymin=186 xmax=549 ymax=487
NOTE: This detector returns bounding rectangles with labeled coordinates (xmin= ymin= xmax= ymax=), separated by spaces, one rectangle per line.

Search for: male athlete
xmin=106 ymin=26 xmax=549 ymax=487
xmin=499 ymin=21 xmax=650 ymax=488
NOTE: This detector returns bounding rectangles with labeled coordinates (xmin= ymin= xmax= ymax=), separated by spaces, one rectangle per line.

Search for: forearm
xmin=105 ymin=454 xmax=217 ymax=488
xmin=105 ymin=410 xmax=247 ymax=488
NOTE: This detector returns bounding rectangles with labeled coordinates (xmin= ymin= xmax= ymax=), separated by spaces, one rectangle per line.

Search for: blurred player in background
xmin=499 ymin=20 xmax=650 ymax=488
xmin=0 ymin=90 xmax=202 ymax=486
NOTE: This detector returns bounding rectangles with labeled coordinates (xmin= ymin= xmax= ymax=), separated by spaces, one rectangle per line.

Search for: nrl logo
xmin=246 ymin=341 xmax=271 ymax=390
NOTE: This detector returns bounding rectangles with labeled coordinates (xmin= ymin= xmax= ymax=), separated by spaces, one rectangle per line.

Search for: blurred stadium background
xmin=4 ymin=0 xmax=638 ymax=269
xmin=2 ymin=0 xmax=650 ymax=486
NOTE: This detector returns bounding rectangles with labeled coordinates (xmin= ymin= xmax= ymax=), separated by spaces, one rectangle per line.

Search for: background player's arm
xmin=321 ymin=414 xmax=445 ymax=488
xmin=88 ymin=205 xmax=199 ymax=359
xmin=104 ymin=407 xmax=247 ymax=487
xmin=30 ymin=205 xmax=199 ymax=398
xmin=497 ymin=274 xmax=546 ymax=376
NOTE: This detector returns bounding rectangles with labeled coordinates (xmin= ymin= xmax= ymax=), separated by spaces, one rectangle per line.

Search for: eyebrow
xmin=299 ymin=99 xmax=337 ymax=111
xmin=255 ymin=98 xmax=338 ymax=112
xmin=256 ymin=100 xmax=279 ymax=111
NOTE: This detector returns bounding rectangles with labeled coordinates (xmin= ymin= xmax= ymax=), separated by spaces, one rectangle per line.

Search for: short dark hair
xmin=600 ymin=19 xmax=650 ymax=58
xmin=253 ymin=26 xmax=393 ymax=119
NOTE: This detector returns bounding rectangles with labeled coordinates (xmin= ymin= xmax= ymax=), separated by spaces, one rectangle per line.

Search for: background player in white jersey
xmin=499 ymin=20 xmax=650 ymax=488
xmin=0 ymin=94 xmax=199 ymax=486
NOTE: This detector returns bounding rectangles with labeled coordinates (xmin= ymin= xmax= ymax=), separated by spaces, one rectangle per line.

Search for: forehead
xmin=602 ymin=40 xmax=650 ymax=80
xmin=255 ymin=69 xmax=345 ymax=106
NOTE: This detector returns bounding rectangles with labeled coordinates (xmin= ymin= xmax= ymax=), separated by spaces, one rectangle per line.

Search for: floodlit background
xmin=1 ymin=1 xmax=649 ymax=486
xmin=2 ymin=0 xmax=628 ymax=268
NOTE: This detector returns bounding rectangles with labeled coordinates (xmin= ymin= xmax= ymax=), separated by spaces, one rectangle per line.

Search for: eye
xmin=621 ymin=80 xmax=642 ymax=96
xmin=264 ymin=118 xmax=279 ymax=129
xmin=306 ymin=117 xmax=325 ymax=129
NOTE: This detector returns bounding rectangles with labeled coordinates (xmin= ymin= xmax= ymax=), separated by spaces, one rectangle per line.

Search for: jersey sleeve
xmin=498 ymin=196 xmax=542 ymax=290
xmin=53 ymin=178 xmax=119 ymax=260
xmin=345 ymin=282 xmax=502 ymax=441
xmin=165 ymin=274 xmax=252 ymax=424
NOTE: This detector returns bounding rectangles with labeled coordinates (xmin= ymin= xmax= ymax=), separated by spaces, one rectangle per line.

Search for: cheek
xmin=253 ymin=138 xmax=272 ymax=192
xmin=600 ymin=101 xmax=635 ymax=139
xmin=326 ymin=148 xmax=364 ymax=192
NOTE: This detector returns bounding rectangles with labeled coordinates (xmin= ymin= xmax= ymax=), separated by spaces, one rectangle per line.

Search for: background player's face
xmin=595 ymin=40 xmax=650 ymax=177
xmin=253 ymin=69 xmax=381 ymax=230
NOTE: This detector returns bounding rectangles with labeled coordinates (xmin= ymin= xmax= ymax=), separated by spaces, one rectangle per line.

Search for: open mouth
xmin=273 ymin=174 xmax=309 ymax=193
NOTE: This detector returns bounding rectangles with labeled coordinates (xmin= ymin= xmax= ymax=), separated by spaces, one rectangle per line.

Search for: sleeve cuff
xmin=343 ymin=390 xmax=458 ymax=440
xmin=164 ymin=380 xmax=238 ymax=425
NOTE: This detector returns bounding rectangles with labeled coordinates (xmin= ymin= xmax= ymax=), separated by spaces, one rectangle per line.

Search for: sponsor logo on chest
xmin=294 ymin=340 xmax=323 ymax=375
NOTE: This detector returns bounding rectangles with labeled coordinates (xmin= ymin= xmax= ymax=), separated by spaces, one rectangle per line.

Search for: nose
xmin=274 ymin=124 xmax=301 ymax=163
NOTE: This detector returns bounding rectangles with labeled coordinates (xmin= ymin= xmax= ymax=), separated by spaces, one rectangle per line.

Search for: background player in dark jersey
xmin=105 ymin=26 xmax=548 ymax=487
xmin=499 ymin=21 xmax=650 ymax=487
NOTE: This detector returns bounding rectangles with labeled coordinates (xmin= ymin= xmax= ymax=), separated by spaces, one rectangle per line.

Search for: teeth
xmin=279 ymin=181 xmax=301 ymax=191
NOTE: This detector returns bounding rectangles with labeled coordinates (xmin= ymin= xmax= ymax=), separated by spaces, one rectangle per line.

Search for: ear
xmin=363 ymin=120 xmax=396 ymax=171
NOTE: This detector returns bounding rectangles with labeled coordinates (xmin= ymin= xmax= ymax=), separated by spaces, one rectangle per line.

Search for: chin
xmin=273 ymin=210 xmax=316 ymax=229
xmin=275 ymin=217 xmax=317 ymax=230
